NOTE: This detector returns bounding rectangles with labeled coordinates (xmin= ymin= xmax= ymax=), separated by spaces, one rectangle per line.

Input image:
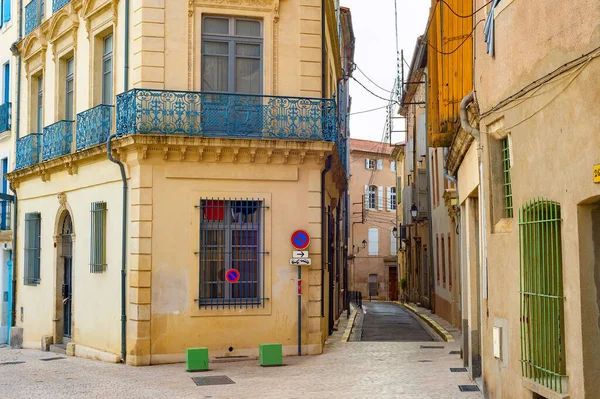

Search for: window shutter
xmin=3 ymin=0 xmax=10 ymax=23
xmin=377 ymin=186 xmax=384 ymax=210
xmin=90 ymin=202 xmax=107 ymax=273
xmin=365 ymin=158 xmax=370 ymax=169
xmin=390 ymin=229 xmax=397 ymax=255
xmin=391 ymin=161 xmax=396 ymax=172
xmin=24 ymin=212 xmax=41 ymax=285
xmin=376 ymin=159 xmax=383 ymax=170
xmin=364 ymin=185 xmax=369 ymax=208
xmin=387 ymin=187 xmax=393 ymax=211
xmin=368 ymin=228 xmax=379 ymax=255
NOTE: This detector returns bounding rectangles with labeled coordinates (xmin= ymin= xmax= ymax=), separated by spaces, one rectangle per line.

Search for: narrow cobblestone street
xmin=360 ymin=302 xmax=434 ymax=342
xmin=0 ymin=303 xmax=480 ymax=399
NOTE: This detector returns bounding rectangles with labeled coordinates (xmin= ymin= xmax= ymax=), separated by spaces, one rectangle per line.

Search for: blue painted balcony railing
xmin=0 ymin=200 xmax=11 ymax=231
xmin=0 ymin=102 xmax=11 ymax=133
xmin=42 ymin=120 xmax=73 ymax=162
xmin=76 ymin=104 xmax=113 ymax=151
xmin=116 ymin=89 xmax=337 ymax=141
xmin=52 ymin=0 xmax=70 ymax=13
xmin=25 ymin=0 xmax=40 ymax=35
xmin=16 ymin=134 xmax=42 ymax=169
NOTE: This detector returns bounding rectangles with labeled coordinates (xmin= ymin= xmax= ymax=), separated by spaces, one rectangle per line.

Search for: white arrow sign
xmin=293 ymin=251 xmax=309 ymax=258
xmin=290 ymin=258 xmax=312 ymax=266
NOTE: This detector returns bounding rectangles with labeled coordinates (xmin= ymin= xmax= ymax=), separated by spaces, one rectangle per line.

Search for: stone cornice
xmin=7 ymin=135 xmax=335 ymax=185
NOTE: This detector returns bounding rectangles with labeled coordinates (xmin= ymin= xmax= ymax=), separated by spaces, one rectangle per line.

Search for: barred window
xmin=24 ymin=212 xmax=41 ymax=285
xmin=197 ymin=199 xmax=267 ymax=309
xmin=90 ymin=201 xmax=107 ymax=273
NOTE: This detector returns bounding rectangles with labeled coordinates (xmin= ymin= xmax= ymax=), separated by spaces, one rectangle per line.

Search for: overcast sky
xmin=340 ymin=0 xmax=430 ymax=144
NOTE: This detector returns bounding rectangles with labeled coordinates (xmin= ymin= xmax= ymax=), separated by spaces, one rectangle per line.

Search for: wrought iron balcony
xmin=116 ymin=89 xmax=337 ymax=142
xmin=16 ymin=134 xmax=42 ymax=169
xmin=0 ymin=199 xmax=12 ymax=231
xmin=0 ymin=102 xmax=11 ymax=133
xmin=42 ymin=120 xmax=73 ymax=162
xmin=76 ymin=105 xmax=113 ymax=151
xmin=52 ymin=0 xmax=70 ymax=13
xmin=25 ymin=0 xmax=41 ymax=35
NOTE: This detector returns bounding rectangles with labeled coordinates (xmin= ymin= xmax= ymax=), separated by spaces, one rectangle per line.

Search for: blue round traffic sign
xmin=225 ymin=269 xmax=240 ymax=283
xmin=291 ymin=230 xmax=310 ymax=250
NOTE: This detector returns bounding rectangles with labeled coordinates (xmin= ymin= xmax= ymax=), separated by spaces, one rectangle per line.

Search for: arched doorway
xmin=60 ymin=213 xmax=73 ymax=341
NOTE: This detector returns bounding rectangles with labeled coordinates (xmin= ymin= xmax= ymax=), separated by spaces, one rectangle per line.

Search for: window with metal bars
xmin=196 ymin=198 xmax=267 ymax=309
xmin=502 ymin=138 xmax=513 ymax=218
xmin=519 ymin=199 xmax=566 ymax=393
xmin=24 ymin=212 xmax=41 ymax=285
xmin=90 ymin=201 xmax=107 ymax=273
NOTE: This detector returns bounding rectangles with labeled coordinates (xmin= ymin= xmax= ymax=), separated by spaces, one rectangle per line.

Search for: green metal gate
xmin=519 ymin=198 xmax=566 ymax=393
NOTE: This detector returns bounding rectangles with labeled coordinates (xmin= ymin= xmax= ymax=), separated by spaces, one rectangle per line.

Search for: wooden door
xmin=389 ymin=267 xmax=398 ymax=301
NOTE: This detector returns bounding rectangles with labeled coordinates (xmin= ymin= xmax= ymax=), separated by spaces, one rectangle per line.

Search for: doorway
xmin=61 ymin=214 xmax=73 ymax=341
xmin=389 ymin=267 xmax=398 ymax=301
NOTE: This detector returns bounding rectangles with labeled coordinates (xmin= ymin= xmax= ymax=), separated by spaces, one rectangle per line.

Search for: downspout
xmin=9 ymin=0 xmax=23 ymax=334
xmin=107 ymin=135 xmax=127 ymax=363
xmin=423 ymin=70 xmax=435 ymax=310
xmin=443 ymin=148 xmax=460 ymax=325
xmin=320 ymin=155 xmax=332 ymax=317
xmin=105 ymin=0 xmax=131 ymax=364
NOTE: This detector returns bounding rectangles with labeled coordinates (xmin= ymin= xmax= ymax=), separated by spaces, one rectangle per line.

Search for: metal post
xmin=297 ymin=266 xmax=301 ymax=356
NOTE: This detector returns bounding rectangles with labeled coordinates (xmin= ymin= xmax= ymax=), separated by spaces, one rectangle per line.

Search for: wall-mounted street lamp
xmin=410 ymin=203 xmax=419 ymax=221
xmin=392 ymin=226 xmax=398 ymax=238
xmin=361 ymin=239 xmax=367 ymax=248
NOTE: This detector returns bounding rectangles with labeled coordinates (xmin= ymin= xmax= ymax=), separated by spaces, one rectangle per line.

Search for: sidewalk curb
xmin=396 ymin=302 xmax=455 ymax=342
xmin=341 ymin=306 xmax=359 ymax=342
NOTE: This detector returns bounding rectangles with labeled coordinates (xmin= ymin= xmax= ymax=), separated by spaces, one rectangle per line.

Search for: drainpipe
xmin=443 ymin=148 xmax=460 ymax=326
xmin=8 ymin=0 xmax=23 ymax=336
xmin=423 ymin=70 xmax=435 ymax=310
xmin=124 ymin=0 xmax=130 ymax=92
xmin=320 ymin=155 xmax=332 ymax=318
xmin=107 ymin=134 xmax=127 ymax=363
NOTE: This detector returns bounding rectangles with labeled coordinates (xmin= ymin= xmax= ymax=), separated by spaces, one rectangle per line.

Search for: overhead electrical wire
xmin=355 ymin=64 xmax=395 ymax=94
xmin=350 ymin=76 xmax=401 ymax=105
xmin=426 ymin=19 xmax=485 ymax=56
xmin=349 ymin=105 xmax=389 ymax=116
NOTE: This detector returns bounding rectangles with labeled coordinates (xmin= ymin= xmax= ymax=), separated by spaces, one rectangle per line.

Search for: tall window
xmin=202 ymin=17 xmax=262 ymax=94
xmin=37 ymin=75 xmax=43 ymax=133
xmin=198 ymin=199 xmax=266 ymax=309
xmin=102 ymin=34 xmax=113 ymax=105
xmin=24 ymin=212 xmax=41 ymax=285
xmin=65 ymin=57 xmax=74 ymax=120
xmin=448 ymin=234 xmax=452 ymax=291
xmin=365 ymin=158 xmax=375 ymax=170
xmin=441 ymin=236 xmax=446 ymax=287
xmin=502 ymin=137 xmax=513 ymax=218
xmin=390 ymin=187 xmax=397 ymax=211
xmin=3 ymin=63 xmax=9 ymax=103
xmin=367 ymin=185 xmax=377 ymax=210
xmin=368 ymin=227 xmax=378 ymax=256
xmin=519 ymin=199 xmax=565 ymax=393
xmin=390 ymin=160 xmax=396 ymax=172
xmin=436 ymin=234 xmax=440 ymax=283
xmin=0 ymin=158 xmax=7 ymax=230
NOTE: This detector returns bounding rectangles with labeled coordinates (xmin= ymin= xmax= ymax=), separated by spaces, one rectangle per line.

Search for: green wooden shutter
xmin=24 ymin=212 xmax=41 ymax=285
xmin=90 ymin=202 xmax=107 ymax=273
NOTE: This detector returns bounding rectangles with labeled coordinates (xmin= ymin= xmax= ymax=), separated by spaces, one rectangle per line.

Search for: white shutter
xmin=391 ymin=161 xmax=396 ymax=172
xmin=365 ymin=158 xmax=370 ymax=169
xmin=364 ymin=185 xmax=369 ymax=208
xmin=368 ymin=228 xmax=379 ymax=255
xmin=386 ymin=187 xmax=392 ymax=211
xmin=390 ymin=229 xmax=397 ymax=255
xmin=417 ymin=116 xmax=427 ymax=158
xmin=376 ymin=159 xmax=383 ymax=170
xmin=377 ymin=186 xmax=384 ymax=210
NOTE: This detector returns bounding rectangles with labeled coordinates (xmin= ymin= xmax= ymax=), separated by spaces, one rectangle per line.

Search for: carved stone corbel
xmin=282 ymin=150 xmax=289 ymax=164
xmin=162 ymin=147 xmax=169 ymax=161
xmin=141 ymin=145 xmax=148 ymax=160
xmin=197 ymin=147 xmax=204 ymax=162
xmin=232 ymin=149 xmax=239 ymax=163
xmin=66 ymin=161 xmax=78 ymax=176
xmin=39 ymin=170 xmax=51 ymax=182
xmin=299 ymin=151 xmax=306 ymax=164
xmin=180 ymin=146 xmax=187 ymax=161
xmin=214 ymin=148 xmax=222 ymax=162
xmin=266 ymin=150 xmax=273 ymax=164
xmin=249 ymin=149 xmax=257 ymax=163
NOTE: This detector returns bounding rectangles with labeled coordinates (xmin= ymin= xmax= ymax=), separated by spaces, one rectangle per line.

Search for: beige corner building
xmin=5 ymin=0 xmax=354 ymax=366
xmin=348 ymin=138 xmax=398 ymax=301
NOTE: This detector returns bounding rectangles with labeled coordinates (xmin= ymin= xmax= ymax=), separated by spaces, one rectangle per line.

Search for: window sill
xmin=493 ymin=217 xmax=513 ymax=234
xmin=522 ymin=378 xmax=569 ymax=399
xmin=0 ymin=130 xmax=10 ymax=141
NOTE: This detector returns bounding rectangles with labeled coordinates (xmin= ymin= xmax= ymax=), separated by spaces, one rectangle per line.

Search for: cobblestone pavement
xmin=0 ymin=327 xmax=480 ymax=399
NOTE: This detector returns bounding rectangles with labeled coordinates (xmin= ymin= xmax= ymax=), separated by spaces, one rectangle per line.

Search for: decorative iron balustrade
xmin=16 ymin=134 xmax=42 ymax=169
xmin=52 ymin=0 xmax=70 ymax=13
xmin=76 ymin=105 xmax=113 ymax=151
xmin=42 ymin=120 xmax=73 ymax=161
xmin=0 ymin=102 xmax=11 ymax=133
xmin=116 ymin=89 xmax=337 ymax=142
xmin=0 ymin=200 xmax=11 ymax=231
xmin=24 ymin=0 xmax=40 ymax=35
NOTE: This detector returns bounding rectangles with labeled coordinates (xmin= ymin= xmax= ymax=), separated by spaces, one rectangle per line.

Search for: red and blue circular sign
xmin=291 ymin=230 xmax=310 ymax=250
xmin=225 ymin=269 xmax=240 ymax=283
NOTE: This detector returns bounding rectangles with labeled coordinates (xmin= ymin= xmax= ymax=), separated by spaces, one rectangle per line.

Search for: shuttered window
xmin=24 ymin=212 xmax=41 ymax=285
xmin=390 ymin=229 xmax=396 ymax=255
xmin=90 ymin=201 xmax=107 ymax=273
xmin=368 ymin=227 xmax=378 ymax=256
